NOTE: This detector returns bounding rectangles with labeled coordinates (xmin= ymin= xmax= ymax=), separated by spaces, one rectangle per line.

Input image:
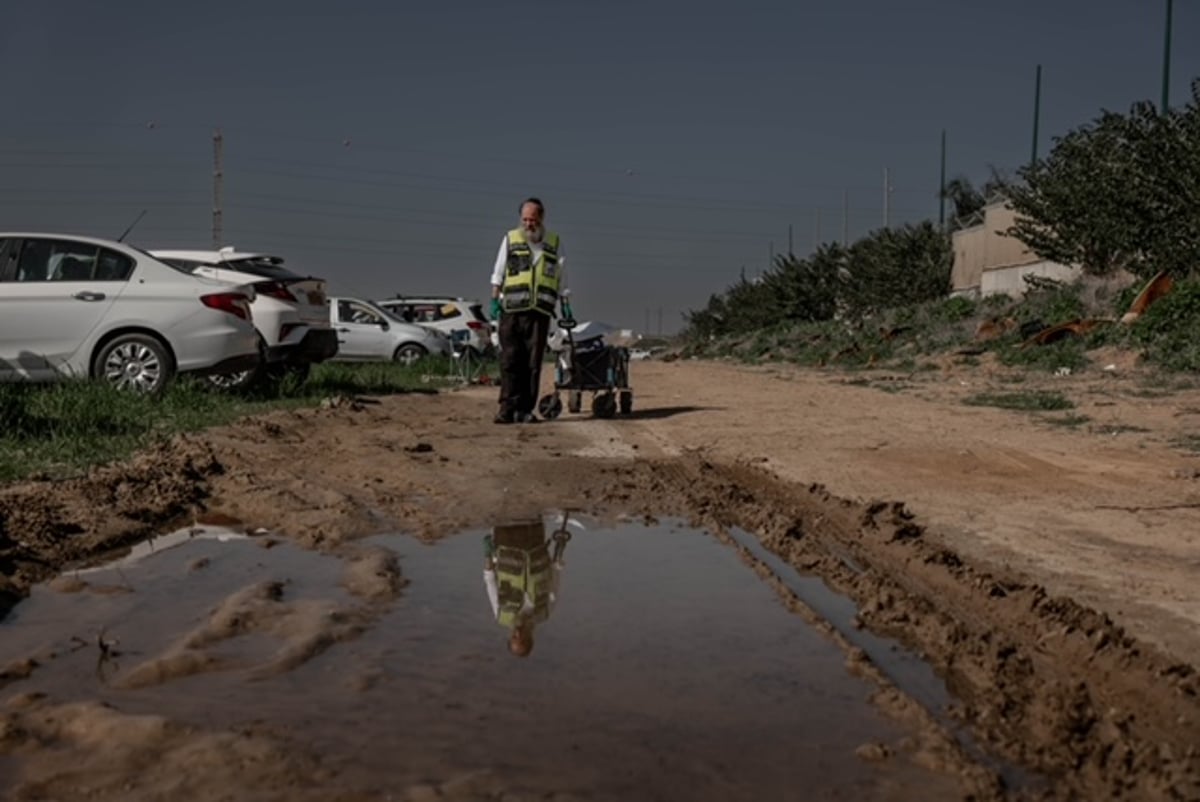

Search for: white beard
xmin=526 ymin=226 xmax=544 ymax=244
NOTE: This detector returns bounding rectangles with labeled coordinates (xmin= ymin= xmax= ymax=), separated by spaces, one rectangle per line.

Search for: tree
xmin=1007 ymin=81 xmax=1200 ymax=279
xmin=840 ymin=223 xmax=952 ymax=317
xmin=942 ymin=168 xmax=1014 ymax=231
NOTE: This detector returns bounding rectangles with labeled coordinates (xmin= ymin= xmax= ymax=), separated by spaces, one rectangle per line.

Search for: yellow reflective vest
xmin=501 ymin=228 xmax=562 ymax=316
xmin=494 ymin=543 xmax=553 ymax=627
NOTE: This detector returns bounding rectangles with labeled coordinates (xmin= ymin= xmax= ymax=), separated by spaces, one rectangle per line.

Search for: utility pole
xmin=882 ymin=167 xmax=891 ymax=229
xmin=939 ymin=130 xmax=947 ymax=229
xmin=1162 ymin=0 xmax=1174 ymax=113
xmin=1031 ymin=64 xmax=1043 ymax=167
xmin=212 ymin=128 xmax=224 ymax=248
xmin=842 ymin=190 xmax=849 ymax=247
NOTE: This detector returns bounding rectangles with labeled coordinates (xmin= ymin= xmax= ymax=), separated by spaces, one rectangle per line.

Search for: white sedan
xmin=0 ymin=233 xmax=260 ymax=393
xmin=327 ymin=296 xmax=452 ymax=364
xmin=151 ymin=247 xmax=338 ymax=388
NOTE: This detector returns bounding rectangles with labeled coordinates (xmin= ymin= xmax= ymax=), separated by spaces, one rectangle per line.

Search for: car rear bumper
xmin=265 ymin=327 xmax=339 ymax=365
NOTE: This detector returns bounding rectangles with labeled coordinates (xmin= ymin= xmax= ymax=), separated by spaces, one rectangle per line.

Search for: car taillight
xmin=466 ymin=321 xmax=487 ymax=331
xmin=201 ymin=292 xmax=252 ymax=321
xmin=254 ymin=281 xmax=296 ymax=301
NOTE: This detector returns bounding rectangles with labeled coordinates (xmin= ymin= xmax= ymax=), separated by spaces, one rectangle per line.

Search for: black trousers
xmin=498 ymin=310 xmax=551 ymax=416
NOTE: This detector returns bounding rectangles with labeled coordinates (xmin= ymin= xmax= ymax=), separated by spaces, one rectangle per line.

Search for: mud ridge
xmin=590 ymin=456 xmax=1200 ymax=802
xmin=0 ymin=435 xmax=223 ymax=618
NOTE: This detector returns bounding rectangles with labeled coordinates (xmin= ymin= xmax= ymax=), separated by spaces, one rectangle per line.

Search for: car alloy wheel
xmin=97 ymin=335 xmax=172 ymax=394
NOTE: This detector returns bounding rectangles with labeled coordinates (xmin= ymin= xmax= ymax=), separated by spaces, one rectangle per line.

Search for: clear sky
xmin=2 ymin=1 xmax=1196 ymax=332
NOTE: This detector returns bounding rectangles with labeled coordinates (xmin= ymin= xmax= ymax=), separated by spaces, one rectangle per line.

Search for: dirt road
xmin=2 ymin=356 xmax=1200 ymax=800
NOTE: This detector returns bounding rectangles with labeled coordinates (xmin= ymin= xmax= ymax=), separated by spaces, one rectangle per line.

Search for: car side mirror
xmin=379 ymin=320 xmax=390 ymax=331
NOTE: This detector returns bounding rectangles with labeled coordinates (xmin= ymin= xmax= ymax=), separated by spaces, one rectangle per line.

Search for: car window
xmin=126 ymin=247 xmax=197 ymax=275
xmin=157 ymin=257 xmax=203 ymax=272
xmin=0 ymin=239 xmax=13 ymax=281
xmin=469 ymin=303 xmax=487 ymax=322
xmin=339 ymin=300 xmax=383 ymax=325
xmin=95 ymin=248 xmax=134 ymax=281
xmin=412 ymin=304 xmax=439 ymax=322
xmin=15 ymin=239 xmax=100 ymax=282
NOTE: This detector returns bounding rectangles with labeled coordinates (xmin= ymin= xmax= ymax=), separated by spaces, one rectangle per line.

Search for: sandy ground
xmin=2 ymin=354 xmax=1200 ymax=800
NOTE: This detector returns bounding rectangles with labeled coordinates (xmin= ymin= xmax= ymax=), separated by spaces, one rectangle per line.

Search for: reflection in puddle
xmin=0 ymin=517 xmax=969 ymax=801
xmin=75 ymin=526 xmax=250 ymax=575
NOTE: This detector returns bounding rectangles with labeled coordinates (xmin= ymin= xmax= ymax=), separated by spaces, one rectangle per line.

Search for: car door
xmin=334 ymin=299 xmax=390 ymax=359
xmin=0 ymin=238 xmax=124 ymax=379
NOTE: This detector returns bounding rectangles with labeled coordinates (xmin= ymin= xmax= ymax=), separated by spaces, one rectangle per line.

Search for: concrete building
xmin=950 ymin=199 xmax=1077 ymax=298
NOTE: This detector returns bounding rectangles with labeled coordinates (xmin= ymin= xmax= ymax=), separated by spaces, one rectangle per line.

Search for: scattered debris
xmin=1121 ymin=271 xmax=1174 ymax=325
xmin=1021 ymin=319 xmax=1110 ymax=348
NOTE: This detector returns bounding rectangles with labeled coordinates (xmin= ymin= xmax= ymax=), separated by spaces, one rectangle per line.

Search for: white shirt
xmin=490 ymin=233 xmax=568 ymax=291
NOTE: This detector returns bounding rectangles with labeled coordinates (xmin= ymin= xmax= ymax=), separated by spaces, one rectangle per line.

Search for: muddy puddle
xmin=0 ymin=517 xmax=975 ymax=801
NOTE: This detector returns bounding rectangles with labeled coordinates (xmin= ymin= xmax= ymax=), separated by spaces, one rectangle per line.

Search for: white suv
xmin=375 ymin=297 xmax=493 ymax=355
xmin=152 ymin=247 xmax=337 ymax=388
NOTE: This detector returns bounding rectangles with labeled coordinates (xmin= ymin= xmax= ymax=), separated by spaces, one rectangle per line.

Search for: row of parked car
xmin=0 ymin=231 xmax=493 ymax=394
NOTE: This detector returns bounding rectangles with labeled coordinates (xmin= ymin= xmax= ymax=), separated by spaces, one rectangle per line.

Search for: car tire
xmin=206 ymin=363 xmax=265 ymax=392
xmin=206 ymin=333 xmax=268 ymax=393
xmin=393 ymin=343 xmax=427 ymax=365
xmin=94 ymin=333 xmax=174 ymax=395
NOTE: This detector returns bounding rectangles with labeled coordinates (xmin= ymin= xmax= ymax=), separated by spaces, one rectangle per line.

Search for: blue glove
xmin=489 ymin=298 xmax=503 ymax=320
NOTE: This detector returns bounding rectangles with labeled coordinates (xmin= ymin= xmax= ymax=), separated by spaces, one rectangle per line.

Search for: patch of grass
xmin=1045 ymin=413 xmax=1091 ymax=428
xmin=1126 ymin=387 xmax=1170 ymax=399
xmin=0 ymin=359 xmax=442 ymax=483
xmin=996 ymin=339 xmax=1090 ymax=372
xmin=1128 ymin=280 xmax=1200 ymax=372
xmin=1170 ymin=434 xmax=1200 ymax=453
xmin=1093 ymin=423 xmax=1151 ymax=435
xmin=963 ymin=391 xmax=1075 ymax=412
